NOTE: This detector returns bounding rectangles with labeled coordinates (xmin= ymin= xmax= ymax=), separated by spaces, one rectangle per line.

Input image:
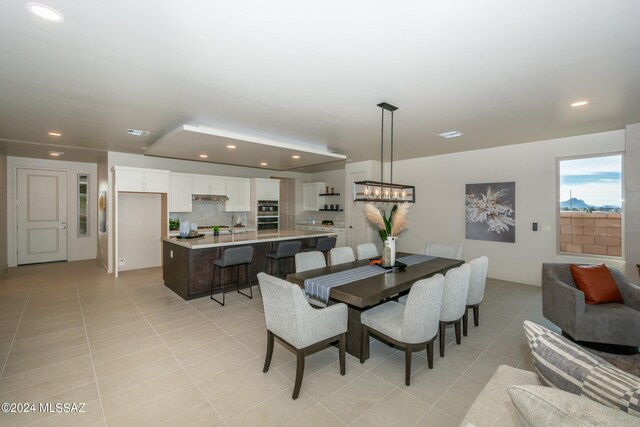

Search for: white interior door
xmin=348 ymin=171 xmax=370 ymax=251
xmin=17 ymin=168 xmax=68 ymax=264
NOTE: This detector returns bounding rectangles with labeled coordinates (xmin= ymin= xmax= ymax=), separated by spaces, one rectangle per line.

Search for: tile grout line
xmin=0 ymin=274 xmax=35 ymax=378
xmin=73 ymin=269 xmax=108 ymax=426
xmin=420 ymin=290 xmax=535 ymax=423
xmin=116 ymin=277 xmax=226 ymax=425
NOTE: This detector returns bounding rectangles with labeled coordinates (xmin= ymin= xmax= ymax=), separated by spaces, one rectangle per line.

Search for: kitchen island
xmin=162 ymin=229 xmax=338 ymax=300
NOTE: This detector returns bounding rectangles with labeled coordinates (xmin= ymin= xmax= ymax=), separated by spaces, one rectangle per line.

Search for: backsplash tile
xmin=169 ymin=201 xmax=247 ymax=227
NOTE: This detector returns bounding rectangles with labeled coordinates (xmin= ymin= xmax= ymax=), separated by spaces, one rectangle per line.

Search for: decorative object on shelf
xmin=353 ymin=102 xmax=415 ymax=203
xmin=465 ymin=182 xmax=516 ymax=243
xmin=331 ymin=187 xmax=335 ymax=194
xmin=179 ymin=219 xmax=190 ymax=237
xmin=364 ymin=203 xmax=410 ymax=266
xmin=326 ymin=186 xmax=330 ymax=194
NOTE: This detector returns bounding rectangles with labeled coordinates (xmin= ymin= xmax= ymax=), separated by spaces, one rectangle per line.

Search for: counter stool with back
xmin=210 ymin=245 xmax=254 ymax=306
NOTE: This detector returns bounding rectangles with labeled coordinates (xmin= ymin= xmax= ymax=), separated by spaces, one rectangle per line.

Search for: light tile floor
xmin=0 ymin=260 xmax=556 ymax=426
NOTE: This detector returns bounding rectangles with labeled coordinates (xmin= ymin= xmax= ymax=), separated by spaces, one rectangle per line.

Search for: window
xmin=78 ymin=174 xmax=89 ymax=237
xmin=558 ymin=154 xmax=622 ymax=257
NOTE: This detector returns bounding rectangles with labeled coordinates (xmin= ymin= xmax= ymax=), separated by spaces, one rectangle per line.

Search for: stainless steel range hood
xmin=192 ymin=194 xmax=229 ymax=202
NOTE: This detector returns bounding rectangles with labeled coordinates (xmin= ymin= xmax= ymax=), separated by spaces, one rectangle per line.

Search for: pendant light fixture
xmin=353 ymin=102 xmax=416 ymax=203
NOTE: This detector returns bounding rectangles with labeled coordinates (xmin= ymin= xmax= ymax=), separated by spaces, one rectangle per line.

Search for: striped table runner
xmin=397 ymin=254 xmax=436 ymax=266
xmin=304 ymin=265 xmax=386 ymax=303
xmin=304 ymin=254 xmax=438 ymax=303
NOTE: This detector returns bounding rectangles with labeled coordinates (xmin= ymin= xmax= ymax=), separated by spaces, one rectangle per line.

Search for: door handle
xmin=349 ymin=225 xmax=353 ymax=229
xmin=59 ymin=226 xmax=66 ymax=229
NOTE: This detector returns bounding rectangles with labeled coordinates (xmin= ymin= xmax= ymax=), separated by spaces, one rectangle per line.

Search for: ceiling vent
xmin=127 ymin=129 xmax=150 ymax=137
xmin=438 ymin=131 xmax=463 ymax=139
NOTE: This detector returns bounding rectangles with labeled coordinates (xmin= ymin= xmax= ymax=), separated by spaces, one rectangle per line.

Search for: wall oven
xmin=257 ymin=200 xmax=279 ymax=231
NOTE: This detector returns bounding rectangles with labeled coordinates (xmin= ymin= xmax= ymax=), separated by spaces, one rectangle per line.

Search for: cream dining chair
xmin=258 ymin=273 xmax=347 ymax=399
xmin=360 ymin=274 xmax=445 ymax=386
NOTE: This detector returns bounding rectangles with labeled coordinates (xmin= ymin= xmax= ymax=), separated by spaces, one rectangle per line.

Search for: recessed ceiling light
xmin=127 ymin=129 xmax=150 ymax=136
xmin=571 ymin=100 xmax=589 ymax=107
xmin=438 ymin=131 xmax=463 ymax=139
xmin=26 ymin=3 xmax=64 ymax=22
xmin=260 ymin=162 xmax=268 ymax=166
xmin=199 ymin=154 xmax=208 ymax=158
xmin=292 ymin=155 xmax=300 ymax=159
xmin=48 ymin=151 xmax=63 ymax=157
xmin=226 ymin=145 xmax=236 ymax=149
xmin=47 ymin=131 xmax=61 ymax=137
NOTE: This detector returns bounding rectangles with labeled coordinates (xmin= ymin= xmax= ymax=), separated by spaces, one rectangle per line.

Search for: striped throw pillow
xmin=523 ymin=320 xmax=640 ymax=416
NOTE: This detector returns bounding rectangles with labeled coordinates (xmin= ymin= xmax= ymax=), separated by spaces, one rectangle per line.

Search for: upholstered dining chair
xmin=438 ymin=263 xmax=471 ymax=356
xmin=463 ymin=256 xmax=489 ymax=336
xmin=266 ymin=240 xmax=302 ymax=277
xmin=424 ymin=242 xmax=463 ymax=260
xmin=329 ymin=247 xmax=356 ymax=266
xmin=257 ymin=273 xmax=347 ymax=399
xmin=360 ymin=274 xmax=445 ymax=386
xmin=356 ymin=243 xmax=379 ymax=260
xmin=295 ymin=251 xmax=326 ymax=273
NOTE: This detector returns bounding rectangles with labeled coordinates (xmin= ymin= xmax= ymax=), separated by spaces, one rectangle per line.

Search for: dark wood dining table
xmin=287 ymin=252 xmax=464 ymax=359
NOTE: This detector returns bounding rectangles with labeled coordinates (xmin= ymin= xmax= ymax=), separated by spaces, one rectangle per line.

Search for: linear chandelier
xmin=353 ymin=102 xmax=416 ymax=203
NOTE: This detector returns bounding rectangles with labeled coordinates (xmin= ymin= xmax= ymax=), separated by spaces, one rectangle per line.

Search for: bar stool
xmin=211 ymin=246 xmax=254 ymax=306
xmin=266 ymin=241 xmax=302 ymax=278
xmin=306 ymin=236 xmax=336 ymax=262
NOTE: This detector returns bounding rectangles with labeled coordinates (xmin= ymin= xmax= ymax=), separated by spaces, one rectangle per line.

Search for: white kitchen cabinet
xmin=296 ymin=225 xmax=345 ymax=247
xmin=168 ymin=173 xmax=192 ymax=212
xmin=254 ymin=178 xmax=280 ymax=200
xmin=210 ymin=176 xmax=226 ymax=194
xmin=191 ymin=175 xmax=210 ymax=194
xmin=113 ymin=166 xmax=170 ymax=193
xmin=225 ymin=178 xmax=250 ymax=211
xmin=192 ymin=174 xmax=227 ymax=195
xmin=302 ymin=182 xmax=325 ymax=211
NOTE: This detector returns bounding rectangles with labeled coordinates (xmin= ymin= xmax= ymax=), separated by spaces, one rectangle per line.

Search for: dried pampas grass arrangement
xmin=390 ymin=203 xmax=410 ymax=236
xmin=363 ymin=203 xmax=410 ymax=242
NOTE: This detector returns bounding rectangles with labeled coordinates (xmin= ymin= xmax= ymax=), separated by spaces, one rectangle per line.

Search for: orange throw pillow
xmin=570 ymin=263 xmax=623 ymax=305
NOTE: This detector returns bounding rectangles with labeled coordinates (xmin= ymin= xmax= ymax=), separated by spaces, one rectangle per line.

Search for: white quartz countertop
xmin=295 ymin=223 xmax=345 ymax=229
xmin=163 ymin=229 xmax=338 ymax=249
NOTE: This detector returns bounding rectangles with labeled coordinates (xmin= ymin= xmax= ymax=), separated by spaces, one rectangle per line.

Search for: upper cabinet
xmin=254 ymin=178 xmax=280 ymax=201
xmin=168 ymin=173 xmax=192 ymax=212
xmin=114 ymin=166 xmax=170 ymax=193
xmin=302 ymin=182 xmax=325 ymax=211
xmin=192 ymin=175 xmax=227 ymax=195
xmin=225 ymin=178 xmax=251 ymax=212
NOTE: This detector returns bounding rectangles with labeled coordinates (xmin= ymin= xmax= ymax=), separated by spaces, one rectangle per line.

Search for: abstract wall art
xmin=465 ymin=182 xmax=515 ymax=243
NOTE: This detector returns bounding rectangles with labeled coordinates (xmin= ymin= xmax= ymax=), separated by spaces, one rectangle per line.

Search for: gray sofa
xmin=541 ymin=263 xmax=640 ymax=348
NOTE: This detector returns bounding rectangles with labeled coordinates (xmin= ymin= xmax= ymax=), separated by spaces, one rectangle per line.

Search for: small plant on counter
xmin=212 ymin=226 xmax=220 ymax=237
xmin=169 ymin=218 xmax=180 ymax=230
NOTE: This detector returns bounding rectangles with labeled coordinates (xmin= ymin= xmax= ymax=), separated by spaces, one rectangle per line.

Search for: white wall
xmin=625 ymin=123 xmax=640 ymax=282
xmin=117 ymin=193 xmax=162 ymax=271
xmin=6 ymin=157 xmax=98 ymax=266
xmin=0 ymin=153 xmax=7 ymax=274
xmin=393 ymin=130 xmax=626 ymax=286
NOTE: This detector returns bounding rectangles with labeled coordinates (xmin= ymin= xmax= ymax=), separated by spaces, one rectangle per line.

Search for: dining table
xmin=286 ymin=252 xmax=464 ymax=360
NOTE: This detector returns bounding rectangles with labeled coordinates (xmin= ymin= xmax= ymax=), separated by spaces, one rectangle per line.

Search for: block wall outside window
xmin=559 ymin=212 xmax=621 ymax=257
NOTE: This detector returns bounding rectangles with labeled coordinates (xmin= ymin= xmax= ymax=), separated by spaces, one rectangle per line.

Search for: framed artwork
xmin=98 ymin=191 xmax=107 ymax=233
xmin=465 ymin=182 xmax=515 ymax=243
